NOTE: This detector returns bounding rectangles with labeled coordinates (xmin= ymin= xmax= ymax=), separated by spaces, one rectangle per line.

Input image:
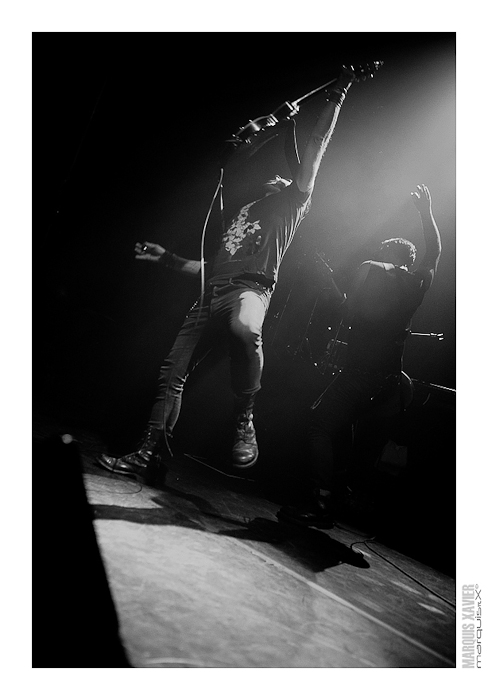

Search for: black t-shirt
xmin=208 ymin=181 xmax=311 ymax=286
xmin=345 ymin=262 xmax=428 ymax=374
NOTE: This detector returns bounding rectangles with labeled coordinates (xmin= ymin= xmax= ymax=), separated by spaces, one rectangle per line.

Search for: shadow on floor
xmin=91 ymin=481 xmax=369 ymax=572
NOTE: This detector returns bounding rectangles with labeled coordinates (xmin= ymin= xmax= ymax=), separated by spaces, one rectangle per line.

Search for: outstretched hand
xmin=336 ymin=65 xmax=356 ymax=90
xmin=411 ymin=184 xmax=432 ymax=215
xmin=135 ymin=241 xmax=165 ymax=262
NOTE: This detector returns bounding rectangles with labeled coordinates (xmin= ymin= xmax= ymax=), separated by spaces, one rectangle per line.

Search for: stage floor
xmin=70 ymin=432 xmax=456 ymax=669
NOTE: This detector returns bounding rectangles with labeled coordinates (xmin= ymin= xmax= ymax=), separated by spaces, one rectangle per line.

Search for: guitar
xmin=228 ymin=62 xmax=383 ymax=147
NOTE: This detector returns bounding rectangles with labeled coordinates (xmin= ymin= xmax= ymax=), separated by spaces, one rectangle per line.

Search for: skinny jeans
xmin=148 ymin=279 xmax=272 ymax=435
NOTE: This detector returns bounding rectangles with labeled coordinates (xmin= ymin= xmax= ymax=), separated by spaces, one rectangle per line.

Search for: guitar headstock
xmin=350 ymin=61 xmax=384 ymax=81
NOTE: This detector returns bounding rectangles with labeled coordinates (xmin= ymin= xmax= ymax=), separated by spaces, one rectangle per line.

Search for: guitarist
xmin=278 ymin=184 xmax=442 ymax=527
xmin=97 ymin=66 xmax=359 ymax=484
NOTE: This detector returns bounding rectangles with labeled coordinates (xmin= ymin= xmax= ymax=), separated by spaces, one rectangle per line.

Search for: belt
xmin=208 ymin=274 xmax=275 ymax=292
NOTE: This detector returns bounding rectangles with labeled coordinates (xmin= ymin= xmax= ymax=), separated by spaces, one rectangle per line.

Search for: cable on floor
xmin=344 ymin=533 xmax=455 ymax=609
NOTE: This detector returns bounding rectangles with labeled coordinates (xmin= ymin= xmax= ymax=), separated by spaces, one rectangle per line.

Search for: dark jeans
xmin=148 ymin=279 xmax=272 ymax=436
xmin=308 ymin=368 xmax=400 ymax=491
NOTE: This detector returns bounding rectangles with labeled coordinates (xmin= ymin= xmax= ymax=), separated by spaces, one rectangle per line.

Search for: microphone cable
xmin=195 ymin=166 xmax=225 ymax=326
xmin=338 ymin=528 xmax=455 ymax=610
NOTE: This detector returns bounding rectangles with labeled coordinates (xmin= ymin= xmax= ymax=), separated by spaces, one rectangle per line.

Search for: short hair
xmin=379 ymin=237 xmax=417 ymax=269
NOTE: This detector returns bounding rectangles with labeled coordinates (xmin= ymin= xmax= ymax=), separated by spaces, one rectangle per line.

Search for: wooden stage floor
xmin=66 ymin=432 xmax=456 ymax=669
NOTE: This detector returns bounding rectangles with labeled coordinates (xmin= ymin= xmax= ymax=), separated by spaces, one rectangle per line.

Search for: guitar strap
xmin=283 ymin=118 xmax=301 ymax=180
xmin=219 ymin=176 xmax=226 ymax=235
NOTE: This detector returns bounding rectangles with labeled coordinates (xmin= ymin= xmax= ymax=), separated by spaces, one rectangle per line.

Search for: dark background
xmin=34 ymin=33 xmax=455 ymax=570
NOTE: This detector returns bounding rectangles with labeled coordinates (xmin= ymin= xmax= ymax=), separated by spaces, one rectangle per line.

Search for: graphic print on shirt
xmin=222 ymin=201 xmax=262 ymax=257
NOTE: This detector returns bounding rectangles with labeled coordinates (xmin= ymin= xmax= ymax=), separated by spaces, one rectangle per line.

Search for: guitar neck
xmin=292 ymin=62 xmax=383 ymax=109
xmin=292 ymin=77 xmax=337 ymax=109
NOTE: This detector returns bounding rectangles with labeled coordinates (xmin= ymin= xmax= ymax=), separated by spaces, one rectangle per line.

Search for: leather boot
xmin=232 ymin=395 xmax=258 ymax=469
xmin=96 ymin=426 xmax=168 ymax=486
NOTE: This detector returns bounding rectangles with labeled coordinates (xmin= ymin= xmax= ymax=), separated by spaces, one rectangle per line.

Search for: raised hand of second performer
xmin=411 ymin=184 xmax=432 ymax=216
xmin=135 ymin=241 xmax=165 ymax=262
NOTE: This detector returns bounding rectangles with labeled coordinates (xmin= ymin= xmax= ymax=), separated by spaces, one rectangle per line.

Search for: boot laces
xmin=235 ymin=417 xmax=255 ymax=442
xmin=134 ymin=427 xmax=160 ymax=454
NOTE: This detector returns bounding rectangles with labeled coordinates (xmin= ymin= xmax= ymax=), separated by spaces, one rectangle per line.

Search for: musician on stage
xmin=278 ymin=184 xmax=442 ymax=527
xmin=97 ymin=66 xmax=358 ymax=485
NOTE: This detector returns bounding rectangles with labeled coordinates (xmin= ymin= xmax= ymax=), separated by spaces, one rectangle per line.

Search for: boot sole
xmin=96 ymin=457 xmax=168 ymax=488
xmin=95 ymin=456 xmax=147 ymax=482
xmin=232 ymin=453 xmax=259 ymax=469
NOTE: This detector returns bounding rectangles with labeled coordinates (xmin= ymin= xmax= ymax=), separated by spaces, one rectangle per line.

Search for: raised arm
xmin=411 ymin=184 xmax=441 ymax=291
xmin=135 ymin=241 xmax=202 ymax=276
xmin=295 ymin=67 xmax=355 ymax=194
